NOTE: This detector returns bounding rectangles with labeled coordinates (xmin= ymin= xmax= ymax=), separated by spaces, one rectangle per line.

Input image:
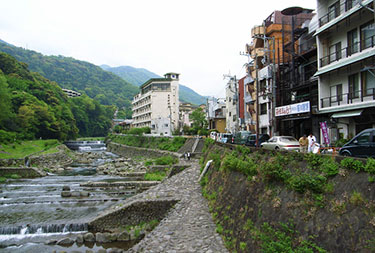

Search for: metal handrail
xmin=320 ymin=88 xmax=375 ymax=108
xmin=319 ymin=0 xmax=360 ymax=27
xmin=320 ymin=35 xmax=375 ymax=67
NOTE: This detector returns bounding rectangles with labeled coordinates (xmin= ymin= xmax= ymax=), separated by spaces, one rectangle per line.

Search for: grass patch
xmin=144 ymin=171 xmax=167 ymax=181
xmin=0 ymin=139 xmax=60 ymax=159
xmin=0 ymin=177 xmax=6 ymax=183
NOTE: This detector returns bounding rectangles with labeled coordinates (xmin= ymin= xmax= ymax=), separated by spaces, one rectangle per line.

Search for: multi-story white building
xmin=225 ymin=77 xmax=239 ymax=133
xmin=132 ymin=73 xmax=180 ymax=136
xmin=315 ymin=0 xmax=375 ymax=140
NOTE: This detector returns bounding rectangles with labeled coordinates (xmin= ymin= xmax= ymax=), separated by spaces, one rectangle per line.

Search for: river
xmin=0 ymin=143 xmax=139 ymax=252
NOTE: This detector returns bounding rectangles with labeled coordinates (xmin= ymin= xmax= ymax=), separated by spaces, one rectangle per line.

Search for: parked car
xmin=339 ymin=128 xmax=375 ymax=158
xmin=210 ymin=131 xmax=218 ymax=140
xmin=233 ymin=131 xmax=252 ymax=145
xmin=245 ymin=134 xmax=270 ymax=147
xmin=219 ymin=133 xmax=233 ymax=144
xmin=260 ymin=136 xmax=300 ymax=151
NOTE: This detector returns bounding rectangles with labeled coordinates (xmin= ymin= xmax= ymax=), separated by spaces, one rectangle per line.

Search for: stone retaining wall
xmin=0 ymin=167 xmax=45 ymax=178
xmin=107 ymin=142 xmax=181 ymax=159
xmin=88 ymin=199 xmax=179 ymax=233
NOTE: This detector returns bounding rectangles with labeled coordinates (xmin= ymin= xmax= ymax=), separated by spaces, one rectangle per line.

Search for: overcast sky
xmin=0 ymin=0 xmax=316 ymax=98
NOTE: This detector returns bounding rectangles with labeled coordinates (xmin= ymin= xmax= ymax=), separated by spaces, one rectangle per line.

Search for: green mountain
xmin=101 ymin=65 xmax=207 ymax=105
xmin=0 ymin=40 xmax=139 ymax=118
xmin=0 ymin=52 xmax=115 ymax=141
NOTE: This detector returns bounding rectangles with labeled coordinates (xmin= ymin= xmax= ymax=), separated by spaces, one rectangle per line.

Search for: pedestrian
xmin=307 ymin=133 xmax=316 ymax=153
xmin=299 ymin=134 xmax=308 ymax=153
xmin=187 ymin=152 xmax=191 ymax=160
xmin=184 ymin=152 xmax=187 ymax=160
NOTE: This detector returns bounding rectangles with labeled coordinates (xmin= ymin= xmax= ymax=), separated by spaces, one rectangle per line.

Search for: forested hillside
xmin=101 ymin=65 xmax=207 ymax=105
xmin=0 ymin=52 xmax=115 ymax=142
xmin=0 ymin=40 xmax=138 ymax=118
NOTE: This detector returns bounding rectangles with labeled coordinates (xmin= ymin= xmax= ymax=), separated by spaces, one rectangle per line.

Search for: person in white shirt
xmin=307 ymin=133 xmax=316 ymax=153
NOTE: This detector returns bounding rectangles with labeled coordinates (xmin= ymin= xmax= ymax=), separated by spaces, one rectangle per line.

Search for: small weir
xmin=0 ymin=144 xmax=147 ymax=252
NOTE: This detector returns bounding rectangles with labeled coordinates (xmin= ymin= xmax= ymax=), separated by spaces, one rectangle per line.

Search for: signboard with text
xmin=275 ymin=101 xmax=310 ymax=117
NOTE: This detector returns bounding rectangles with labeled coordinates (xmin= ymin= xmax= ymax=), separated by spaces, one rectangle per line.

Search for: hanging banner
xmin=320 ymin=121 xmax=330 ymax=146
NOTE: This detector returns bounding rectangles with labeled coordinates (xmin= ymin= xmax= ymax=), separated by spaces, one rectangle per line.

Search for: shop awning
xmin=331 ymin=109 xmax=363 ymax=118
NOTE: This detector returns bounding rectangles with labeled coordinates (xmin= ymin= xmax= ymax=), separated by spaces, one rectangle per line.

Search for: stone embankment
xmin=89 ymin=157 xmax=228 ymax=253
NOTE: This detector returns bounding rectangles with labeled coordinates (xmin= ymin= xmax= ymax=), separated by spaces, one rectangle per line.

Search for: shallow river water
xmin=0 ymin=149 xmax=138 ymax=252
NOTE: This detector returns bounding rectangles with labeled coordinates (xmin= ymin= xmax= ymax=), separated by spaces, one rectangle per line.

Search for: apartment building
xmin=206 ymin=97 xmax=227 ymax=133
xmin=132 ymin=73 xmax=180 ymax=136
xmin=226 ymin=77 xmax=239 ymax=133
xmin=315 ymin=0 xmax=375 ymax=141
xmin=179 ymin=102 xmax=197 ymax=129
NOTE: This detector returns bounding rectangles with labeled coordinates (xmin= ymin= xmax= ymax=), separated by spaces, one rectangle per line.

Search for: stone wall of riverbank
xmin=89 ymin=199 xmax=179 ymax=233
xmin=0 ymin=167 xmax=45 ymax=178
xmin=107 ymin=142 xmax=180 ymax=159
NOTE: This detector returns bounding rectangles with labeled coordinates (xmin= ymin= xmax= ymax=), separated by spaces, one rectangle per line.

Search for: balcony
xmin=319 ymin=0 xmax=360 ymax=27
xmin=320 ymin=88 xmax=375 ymax=108
xmin=320 ymin=35 xmax=375 ymax=67
xmin=251 ymin=25 xmax=265 ymax=37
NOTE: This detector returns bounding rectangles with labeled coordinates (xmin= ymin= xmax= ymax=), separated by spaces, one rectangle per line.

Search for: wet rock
xmin=80 ymin=191 xmax=90 ymax=197
xmin=62 ymin=185 xmax=70 ymax=191
xmin=56 ymin=237 xmax=74 ymax=245
xmin=97 ymin=249 xmax=107 ymax=253
xmin=61 ymin=191 xmax=71 ymax=197
xmin=57 ymin=168 xmax=64 ymax=173
xmin=117 ymin=230 xmax=130 ymax=241
xmin=108 ymin=248 xmax=123 ymax=253
xmin=45 ymin=239 xmax=57 ymax=245
xmin=71 ymin=191 xmax=81 ymax=197
xmin=76 ymin=234 xmax=84 ymax=243
xmin=83 ymin=232 xmax=95 ymax=242
xmin=85 ymin=250 xmax=94 ymax=253
xmin=96 ymin=232 xmax=111 ymax=243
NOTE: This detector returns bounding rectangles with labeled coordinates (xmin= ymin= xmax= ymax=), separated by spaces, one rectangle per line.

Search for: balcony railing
xmin=319 ymin=0 xmax=360 ymax=27
xmin=320 ymin=88 xmax=375 ymax=108
xmin=320 ymin=35 xmax=375 ymax=67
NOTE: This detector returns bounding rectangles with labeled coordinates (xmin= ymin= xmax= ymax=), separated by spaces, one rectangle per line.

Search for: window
xmin=347 ymin=29 xmax=359 ymax=55
xmin=356 ymin=132 xmax=370 ymax=143
xmin=328 ymin=1 xmax=340 ymax=21
xmin=346 ymin=0 xmax=359 ymax=11
xmin=361 ymin=21 xmax=375 ymax=50
xmin=361 ymin=71 xmax=375 ymax=96
xmin=330 ymin=84 xmax=342 ymax=102
xmin=348 ymin=73 xmax=360 ymax=98
xmin=259 ymin=79 xmax=267 ymax=93
xmin=260 ymin=103 xmax=267 ymax=115
xmin=329 ymin=42 xmax=342 ymax=63
xmin=229 ymin=112 xmax=232 ymax=117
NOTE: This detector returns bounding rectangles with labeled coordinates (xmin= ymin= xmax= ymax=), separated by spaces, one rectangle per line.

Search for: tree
xmin=190 ymin=108 xmax=207 ymax=135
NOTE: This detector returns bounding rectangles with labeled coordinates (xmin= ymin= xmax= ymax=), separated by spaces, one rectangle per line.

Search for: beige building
xmin=132 ymin=73 xmax=180 ymax=136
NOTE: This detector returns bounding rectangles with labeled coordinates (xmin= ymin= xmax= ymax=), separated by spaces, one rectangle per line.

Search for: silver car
xmin=260 ymin=136 xmax=300 ymax=151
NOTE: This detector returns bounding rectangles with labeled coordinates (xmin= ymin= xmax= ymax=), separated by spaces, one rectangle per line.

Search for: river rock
xmin=45 ymin=239 xmax=57 ymax=245
xmin=71 ymin=191 xmax=81 ymax=197
xmin=62 ymin=185 xmax=70 ymax=191
xmin=97 ymin=249 xmax=107 ymax=253
xmin=80 ymin=191 xmax=90 ymax=197
xmin=117 ymin=231 xmax=130 ymax=241
xmin=83 ymin=232 xmax=95 ymax=242
xmin=57 ymin=168 xmax=65 ymax=173
xmin=76 ymin=234 xmax=83 ymax=243
xmin=56 ymin=237 xmax=74 ymax=245
xmin=108 ymin=248 xmax=123 ymax=253
xmin=96 ymin=232 xmax=111 ymax=243
xmin=61 ymin=191 xmax=71 ymax=197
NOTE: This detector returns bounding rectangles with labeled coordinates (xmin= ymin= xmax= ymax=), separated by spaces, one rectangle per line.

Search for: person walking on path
xmin=187 ymin=152 xmax=191 ymax=160
xmin=299 ymin=135 xmax=308 ymax=153
xmin=307 ymin=133 xmax=316 ymax=153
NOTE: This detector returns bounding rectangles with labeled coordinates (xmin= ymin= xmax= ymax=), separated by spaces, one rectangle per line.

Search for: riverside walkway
xmin=126 ymin=158 xmax=228 ymax=253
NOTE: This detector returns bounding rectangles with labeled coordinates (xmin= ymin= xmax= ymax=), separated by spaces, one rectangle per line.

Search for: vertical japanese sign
xmin=320 ymin=121 xmax=330 ymax=146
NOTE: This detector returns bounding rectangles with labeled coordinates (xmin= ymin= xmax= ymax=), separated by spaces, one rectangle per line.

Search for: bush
xmin=154 ymin=155 xmax=177 ymax=165
xmin=340 ymin=157 xmax=364 ymax=173
xmin=321 ymin=159 xmax=339 ymax=177
xmin=364 ymin=158 xmax=375 ymax=174
xmin=0 ymin=130 xmax=17 ymax=144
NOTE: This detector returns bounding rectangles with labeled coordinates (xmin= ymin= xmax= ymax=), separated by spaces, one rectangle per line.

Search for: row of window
xmin=322 ymin=20 xmax=375 ymax=67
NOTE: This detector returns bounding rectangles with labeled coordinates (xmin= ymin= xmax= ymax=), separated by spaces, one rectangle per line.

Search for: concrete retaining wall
xmin=107 ymin=142 xmax=181 ymax=159
xmin=0 ymin=167 xmax=45 ymax=178
xmin=88 ymin=199 xmax=179 ymax=233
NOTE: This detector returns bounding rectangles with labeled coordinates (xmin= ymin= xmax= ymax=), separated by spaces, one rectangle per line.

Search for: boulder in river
xmin=83 ymin=232 xmax=95 ymax=242
xmin=62 ymin=185 xmax=70 ymax=191
xmin=56 ymin=237 xmax=74 ymax=245
xmin=75 ymin=234 xmax=83 ymax=243
xmin=61 ymin=191 xmax=71 ymax=197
